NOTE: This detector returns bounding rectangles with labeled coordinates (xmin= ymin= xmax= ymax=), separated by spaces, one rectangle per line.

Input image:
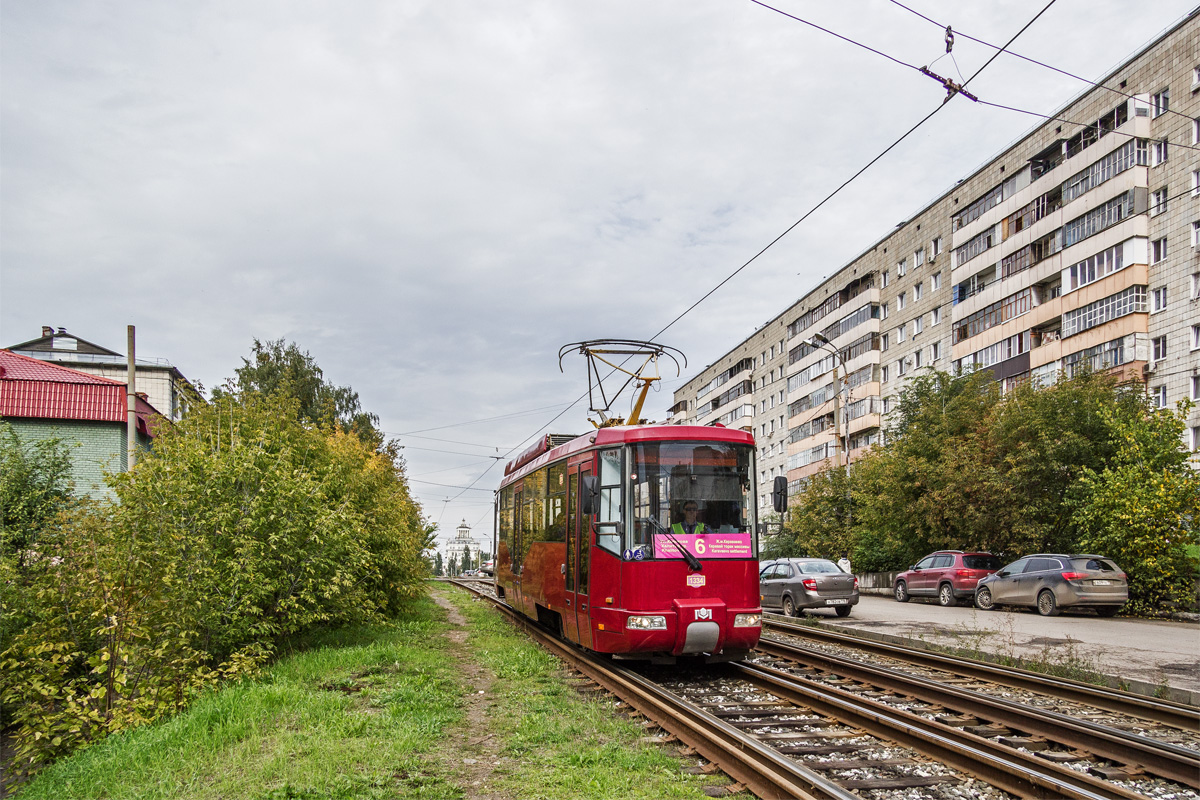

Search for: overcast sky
xmin=2 ymin=1 xmax=1193 ymax=554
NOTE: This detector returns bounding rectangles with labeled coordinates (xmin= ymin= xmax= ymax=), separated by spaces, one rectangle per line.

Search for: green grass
xmin=14 ymin=588 xmax=725 ymax=800
xmin=16 ymin=597 xmax=465 ymax=800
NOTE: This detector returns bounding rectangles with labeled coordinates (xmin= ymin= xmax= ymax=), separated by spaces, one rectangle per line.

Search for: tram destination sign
xmin=653 ymin=533 xmax=753 ymax=559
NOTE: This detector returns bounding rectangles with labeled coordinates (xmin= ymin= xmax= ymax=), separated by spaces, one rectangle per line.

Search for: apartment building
xmin=671 ymin=11 xmax=1200 ymax=516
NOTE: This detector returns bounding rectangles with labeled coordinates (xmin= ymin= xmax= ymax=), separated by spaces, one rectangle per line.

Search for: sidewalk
xmin=804 ymin=594 xmax=1200 ymax=705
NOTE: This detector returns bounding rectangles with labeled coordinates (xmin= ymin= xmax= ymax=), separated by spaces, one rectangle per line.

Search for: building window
xmin=1151 ymin=187 xmax=1169 ymax=216
xmin=882 ymin=333 xmax=889 ymax=351
xmin=1192 ymin=426 xmax=1200 ymax=452
xmin=882 ymin=365 xmax=889 ymax=382
xmin=1152 ymin=237 xmax=1168 ymax=264
xmin=883 ymin=396 xmax=892 ymax=414
xmin=1192 ymin=221 xmax=1199 ymax=249
xmin=914 ymin=283 xmax=924 ymax=301
xmin=1152 ymin=385 xmax=1167 ymax=409
xmin=931 ymin=237 xmax=943 ymax=259
xmin=1192 ymin=169 xmax=1200 ymax=196
xmin=1192 ymin=324 xmax=1200 ymax=351
xmin=1194 ymin=116 xmax=1200 ymax=144
xmin=914 ymin=316 xmax=924 ymax=335
xmin=882 ymin=269 xmax=890 ymax=287
xmin=1192 ymin=375 xmax=1200 ymax=400
xmin=1194 ymin=273 xmax=1200 ymax=299
xmin=1152 ymin=286 xmax=1167 ymax=313
xmin=898 ymin=258 xmax=907 ymax=277
xmin=914 ymin=349 xmax=923 ymax=368
xmin=931 ymin=341 xmax=941 ymax=361
xmin=932 ymin=306 xmax=941 ymax=325
xmin=881 ymin=302 xmax=889 ymax=319
xmin=897 ymin=323 xmax=906 ymax=342
xmin=1152 ymin=88 xmax=1169 ymax=117
xmin=898 ymin=291 xmax=907 ymax=310
xmin=914 ymin=248 xmax=925 ymax=268
xmin=1152 ymin=139 xmax=1169 ymax=166
xmin=931 ymin=271 xmax=941 ymax=290
xmin=897 ymin=358 xmax=907 ymax=376
xmin=1152 ymin=335 xmax=1167 ymax=362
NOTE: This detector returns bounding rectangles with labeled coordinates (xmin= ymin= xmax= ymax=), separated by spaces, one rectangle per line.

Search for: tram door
xmin=568 ymin=464 xmax=593 ymax=649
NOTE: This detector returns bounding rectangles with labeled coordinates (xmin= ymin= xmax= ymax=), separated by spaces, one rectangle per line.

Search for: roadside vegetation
xmin=0 ymin=341 xmax=432 ymax=783
xmin=769 ymin=368 xmax=1199 ymax=615
xmin=13 ymin=584 xmax=723 ymax=800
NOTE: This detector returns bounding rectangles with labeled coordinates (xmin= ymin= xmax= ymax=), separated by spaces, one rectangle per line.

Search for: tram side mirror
xmin=581 ymin=475 xmax=598 ymax=515
xmin=771 ymin=476 xmax=788 ymax=514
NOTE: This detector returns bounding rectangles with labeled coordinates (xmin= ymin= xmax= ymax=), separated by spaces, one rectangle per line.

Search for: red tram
xmin=493 ymin=424 xmax=765 ymax=662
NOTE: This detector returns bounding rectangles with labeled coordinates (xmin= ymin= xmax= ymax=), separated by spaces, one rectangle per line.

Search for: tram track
xmin=752 ymin=626 xmax=1200 ymax=789
xmin=761 ymin=615 xmax=1199 ymax=733
xmin=448 ymin=579 xmax=1200 ymax=799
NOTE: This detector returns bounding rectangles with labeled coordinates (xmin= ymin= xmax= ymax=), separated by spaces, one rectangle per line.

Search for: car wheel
xmin=975 ymin=588 xmax=994 ymax=610
xmin=1037 ymin=589 xmax=1060 ymax=617
xmin=834 ymin=605 xmax=852 ymax=618
xmin=894 ymin=581 xmax=909 ymax=603
xmin=782 ymin=596 xmax=797 ymax=617
xmin=938 ymin=583 xmax=958 ymax=607
xmin=1094 ymin=606 xmax=1120 ymax=618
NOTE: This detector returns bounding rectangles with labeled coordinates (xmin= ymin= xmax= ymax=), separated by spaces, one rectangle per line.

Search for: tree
xmin=0 ymin=424 xmax=74 ymax=566
xmin=215 ymin=338 xmax=383 ymax=448
xmin=1069 ymin=400 xmax=1200 ymax=613
xmin=434 ymin=551 xmax=444 ymax=577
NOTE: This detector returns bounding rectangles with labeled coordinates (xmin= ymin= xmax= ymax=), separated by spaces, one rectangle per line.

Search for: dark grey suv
xmin=975 ymin=554 xmax=1128 ymax=616
xmin=760 ymin=558 xmax=859 ymax=618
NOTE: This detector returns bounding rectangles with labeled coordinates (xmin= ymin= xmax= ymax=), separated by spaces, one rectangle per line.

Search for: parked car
xmin=760 ymin=558 xmax=859 ymax=618
xmin=975 ymin=554 xmax=1127 ymax=617
xmin=480 ymin=560 xmax=494 ymax=576
xmin=894 ymin=551 xmax=1001 ymax=607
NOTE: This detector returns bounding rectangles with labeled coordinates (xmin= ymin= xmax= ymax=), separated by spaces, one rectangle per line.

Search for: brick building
xmin=0 ymin=350 xmax=160 ymax=499
xmin=671 ymin=11 xmax=1200 ymax=515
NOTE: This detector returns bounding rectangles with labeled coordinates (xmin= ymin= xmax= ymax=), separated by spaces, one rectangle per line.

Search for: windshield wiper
xmin=641 ymin=516 xmax=703 ymax=572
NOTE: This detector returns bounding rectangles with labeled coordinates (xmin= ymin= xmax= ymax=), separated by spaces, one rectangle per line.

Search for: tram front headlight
xmin=733 ymin=613 xmax=761 ymax=628
xmin=626 ymin=615 xmax=667 ymax=631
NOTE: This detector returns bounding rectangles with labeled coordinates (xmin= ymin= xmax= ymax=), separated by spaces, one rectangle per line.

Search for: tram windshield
xmin=627 ymin=441 xmax=757 ymax=561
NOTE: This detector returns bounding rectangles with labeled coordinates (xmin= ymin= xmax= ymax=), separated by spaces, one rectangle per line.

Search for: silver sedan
xmin=760 ymin=558 xmax=860 ymax=618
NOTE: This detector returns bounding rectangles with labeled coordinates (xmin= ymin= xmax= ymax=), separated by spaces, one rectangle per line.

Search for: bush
xmin=0 ymin=394 xmax=428 ymax=776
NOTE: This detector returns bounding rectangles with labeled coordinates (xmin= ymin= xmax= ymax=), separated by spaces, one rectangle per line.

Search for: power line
xmin=885 ymin=0 xmax=1200 ymax=126
xmin=407 ymin=478 xmax=494 ymax=492
xmin=418 ymin=0 xmax=1064 ymax=514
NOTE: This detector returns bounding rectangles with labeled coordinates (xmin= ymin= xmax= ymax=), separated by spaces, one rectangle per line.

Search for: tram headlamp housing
xmin=733 ymin=613 xmax=761 ymax=627
xmin=626 ymin=615 xmax=667 ymax=631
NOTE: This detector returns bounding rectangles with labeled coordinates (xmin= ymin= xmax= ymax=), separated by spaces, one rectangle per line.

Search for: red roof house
xmin=0 ymin=349 xmax=162 ymax=497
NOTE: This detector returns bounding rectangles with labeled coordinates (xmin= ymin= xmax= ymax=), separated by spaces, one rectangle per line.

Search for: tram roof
xmin=498 ymin=424 xmax=754 ymax=490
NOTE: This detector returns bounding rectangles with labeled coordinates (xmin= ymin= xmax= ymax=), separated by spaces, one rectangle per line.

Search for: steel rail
xmin=765 ymin=615 xmax=1199 ymax=732
xmin=756 ymin=634 xmax=1200 ymax=788
xmin=736 ymin=661 xmax=1145 ymax=800
xmin=452 ymin=581 xmax=856 ymax=800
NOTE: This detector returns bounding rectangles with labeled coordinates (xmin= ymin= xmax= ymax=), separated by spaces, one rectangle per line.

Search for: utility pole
xmin=126 ymin=325 xmax=137 ymax=470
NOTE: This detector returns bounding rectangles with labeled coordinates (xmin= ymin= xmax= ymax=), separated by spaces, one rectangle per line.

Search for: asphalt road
xmin=798 ymin=593 xmax=1200 ymax=702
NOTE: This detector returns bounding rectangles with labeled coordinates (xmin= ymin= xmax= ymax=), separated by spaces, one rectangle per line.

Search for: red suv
xmin=894 ymin=551 xmax=1001 ymax=607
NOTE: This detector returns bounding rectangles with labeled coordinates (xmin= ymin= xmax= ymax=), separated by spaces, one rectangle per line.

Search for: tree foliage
xmin=779 ymin=367 xmax=1198 ymax=610
xmin=214 ymin=338 xmax=384 ymax=448
xmin=0 ymin=394 xmax=428 ymax=775
xmin=0 ymin=424 xmax=74 ymax=565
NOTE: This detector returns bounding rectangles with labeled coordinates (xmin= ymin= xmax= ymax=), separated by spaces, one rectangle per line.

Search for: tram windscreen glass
xmin=628 ymin=442 xmax=756 ymax=560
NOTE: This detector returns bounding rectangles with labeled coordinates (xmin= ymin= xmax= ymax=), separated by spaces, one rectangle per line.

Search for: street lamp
xmin=804 ymin=333 xmax=845 ymax=469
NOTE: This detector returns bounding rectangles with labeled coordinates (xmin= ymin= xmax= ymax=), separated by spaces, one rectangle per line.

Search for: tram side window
xmin=499 ymin=487 xmax=514 ymax=571
xmin=546 ymin=463 xmax=566 ymax=542
xmin=523 ymin=468 xmax=546 ymax=561
xmin=596 ymin=448 xmax=622 ymax=554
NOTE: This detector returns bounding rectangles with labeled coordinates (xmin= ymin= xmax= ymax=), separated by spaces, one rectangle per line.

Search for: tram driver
xmin=672 ymin=501 xmax=709 ymax=536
